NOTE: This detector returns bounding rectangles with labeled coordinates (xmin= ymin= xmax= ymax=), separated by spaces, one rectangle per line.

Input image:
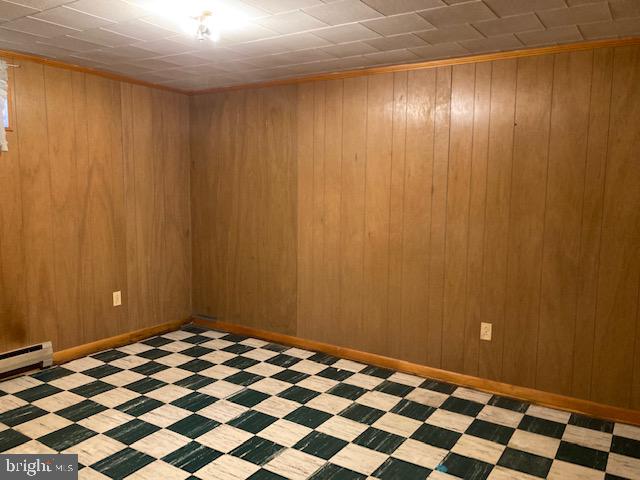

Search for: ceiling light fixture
xmin=193 ymin=10 xmax=217 ymax=41
xmin=140 ymin=1 xmax=248 ymax=42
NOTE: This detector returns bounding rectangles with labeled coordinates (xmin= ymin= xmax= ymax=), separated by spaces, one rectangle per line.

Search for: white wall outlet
xmin=113 ymin=291 xmax=122 ymax=307
xmin=480 ymin=322 xmax=492 ymax=341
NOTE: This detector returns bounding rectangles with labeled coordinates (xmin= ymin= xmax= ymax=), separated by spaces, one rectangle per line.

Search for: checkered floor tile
xmin=1 ymin=324 xmax=639 ymax=479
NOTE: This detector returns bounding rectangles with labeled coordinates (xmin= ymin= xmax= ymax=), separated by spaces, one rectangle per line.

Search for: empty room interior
xmin=1 ymin=0 xmax=640 ymax=479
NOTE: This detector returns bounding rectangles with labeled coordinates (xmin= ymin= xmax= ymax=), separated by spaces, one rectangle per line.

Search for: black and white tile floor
xmin=0 ymin=325 xmax=639 ymax=479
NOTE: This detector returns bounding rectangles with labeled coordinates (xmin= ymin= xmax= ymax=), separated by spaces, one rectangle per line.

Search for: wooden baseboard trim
xmin=53 ymin=319 xmax=188 ymax=365
xmin=192 ymin=317 xmax=640 ymax=426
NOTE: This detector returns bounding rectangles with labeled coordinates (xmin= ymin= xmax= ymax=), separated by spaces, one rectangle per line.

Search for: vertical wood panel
xmin=261 ymin=86 xmax=297 ymax=334
xmin=323 ymin=80 xmax=344 ymax=343
xmin=44 ymin=66 xmax=81 ymax=350
xmin=14 ymin=60 xmax=57 ymax=346
xmin=363 ymin=73 xmax=394 ymax=355
xmin=0 ymin=59 xmax=27 ymax=351
xmin=479 ymin=59 xmax=516 ymax=381
xmin=502 ymin=55 xmax=554 ymax=388
xmin=463 ymin=61 xmax=491 ymax=376
xmin=592 ymin=46 xmax=640 ymax=407
xmin=572 ymin=48 xmax=613 ymax=400
xmin=537 ymin=51 xmax=592 ymax=395
xmin=427 ymin=66 xmax=452 ymax=368
xmin=442 ymin=63 xmax=475 ymax=372
xmin=71 ymin=72 xmax=93 ymax=346
xmin=297 ymin=83 xmax=314 ymax=338
xmin=161 ymin=91 xmax=191 ymax=326
xmin=338 ymin=77 xmax=368 ymax=350
xmin=398 ymin=69 xmax=435 ymax=365
xmin=387 ymin=72 xmax=408 ymax=360
xmin=85 ymin=76 xmax=128 ymax=341
xmin=310 ymin=82 xmax=326 ymax=341
xmin=130 ymin=85 xmax=156 ymax=329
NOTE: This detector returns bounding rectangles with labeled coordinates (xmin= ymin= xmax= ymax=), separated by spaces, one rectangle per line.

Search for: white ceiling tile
xmin=157 ymin=53 xmax=211 ymax=66
xmin=579 ymin=16 xmax=640 ymax=38
xmin=36 ymin=34 xmax=103 ymax=51
xmin=8 ymin=0 xmax=70 ymax=10
xmin=245 ymin=48 xmax=334 ymax=67
xmin=179 ymin=63 xmax=228 ymax=75
xmin=322 ymin=40 xmax=379 ymax=56
xmin=362 ymin=12 xmax=433 ymax=36
xmin=0 ymin=0 xmax=39 ymax=21
xmin=609 ymin=0 xmax=640 ymax=19
xmin=410 ymin=41 xmax=468 ymax=58
xmin=67 ymin=27 xmax=138 ymax=46
xmin=120 ymin=55 xmax=177 ymax=69
xmin=0 ymin=25 xmax=41 ymax=43
xmin=211 ymin=58 xmax=260 ymax=71
xmin=66 ymin=0 xmax=147 ymax=22
xmin=1 ymin=15 xmax=78 ymax=37
xmin=32 ymin=6 xmax=114 ymax=30
xmin=537 ymin=3 xmax=612 ymax=28
xmin=101 ymin=18 xmax=176 ymax=41
xmin=242 ymin=0 xmax=324 ymax=14
xmin=364 ymin=47 xmax=420 ymax=64
xmin=0 ymin=0 xmax=636 ymax=90
xmin=103 ymin=44 xmax=154 ymax=59
xmin=303 ymin=0 xmax=382 ymax=25
xmin=483 ymin=0 xmax=566 ymax=17
xmin=138 ymin=14 xmax=185 ymax=33
xmin=415 ymin=23 xmax=482 ymax=43
xmin=312 ymin=23 xmax=380 ymax=42
xmin=102 ymin=62 xmax=153 ymax=75
xmin=218 ymin=24 xmax=278 ymax=44
xmin=68 ymin=49 xmax=131 ymax=63
xmin=365 ymin=32 xmax=428 ymax=50
xmin=459 ymin=32 xmax=523 ymax=52
xmin=255 ymin=10 xmax=328 ymax=34
xmin=473 ymin=13 xmax=544 ymax=37
xmin=362 ymin=0 xmax=445 ymax=15
xmin=216 ymin=0 xmax=271 ymax=18
xmin=418 ymin=1 xmax=497 ymax=27
xmin=132 ymin=38 xmax=193 ymax=56
xmin=516 ymin=25 xmax=583 ymax=45
xmin=230 ymin=31 xmax=330 ymax=56
xmin=13 ymin=40 xmax=72 ymax=56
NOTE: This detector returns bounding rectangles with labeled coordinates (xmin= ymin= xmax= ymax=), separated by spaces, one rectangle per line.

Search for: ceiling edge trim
xmin=1 ymin=37 xmax=639 ymax=97
xmin=0 ymin=48 xmax=189 ymax=95
xmin=192 ymin=36 xmax=640 ymax=95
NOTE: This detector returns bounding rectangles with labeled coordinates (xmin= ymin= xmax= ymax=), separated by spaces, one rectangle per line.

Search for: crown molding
xmin=0 ymin=49 xmax=189 ymax=95
xmin=192 ymin=36 xmax=640 ymax=95
xmin=1 ymin=37 xmax=639 ymax=97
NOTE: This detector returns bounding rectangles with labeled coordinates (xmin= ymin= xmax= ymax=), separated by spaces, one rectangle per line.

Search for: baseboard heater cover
xmin=0 ymin=342 xmax=53 ymax=380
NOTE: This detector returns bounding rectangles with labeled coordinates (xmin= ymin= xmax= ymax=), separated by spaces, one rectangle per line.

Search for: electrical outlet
xmin=480 ymin=322 xmax=492 ymax=341
xmin=113 ymin=291 xmax=122 ymax=307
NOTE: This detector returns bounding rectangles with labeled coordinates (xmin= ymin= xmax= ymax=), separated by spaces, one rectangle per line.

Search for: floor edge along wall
xmin=190 ymin=318 xmax=640 ymax=427
xmin=45 ymin=317 xmax=640 ymax=426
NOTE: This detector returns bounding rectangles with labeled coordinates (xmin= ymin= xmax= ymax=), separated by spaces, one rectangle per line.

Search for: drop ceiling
xmin=0 ymin=0 xmax=638 ymax=92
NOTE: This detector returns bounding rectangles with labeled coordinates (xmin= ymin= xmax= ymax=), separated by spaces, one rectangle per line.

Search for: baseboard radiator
xmin=0 ymin=342 xmax=53 ymax=380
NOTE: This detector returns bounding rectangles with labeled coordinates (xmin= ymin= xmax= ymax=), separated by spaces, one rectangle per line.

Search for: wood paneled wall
xmin=191 ymin=44 xmax=640 ymax=409
xmin=190 ymin=86 xmax=297 ymax=335
xmin=0 ymin=58 xmax=191 ymax=352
